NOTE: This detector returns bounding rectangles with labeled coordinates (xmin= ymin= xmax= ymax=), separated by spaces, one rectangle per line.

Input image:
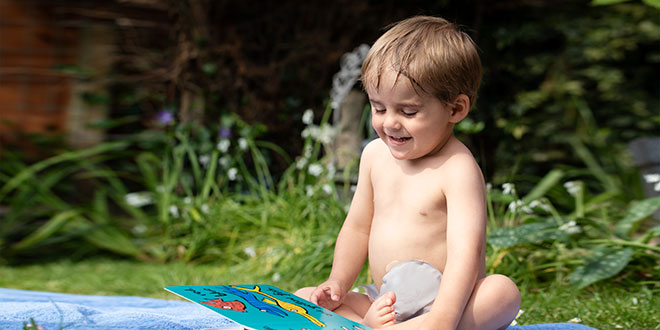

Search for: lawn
xmin=1 ymin=258 xmax=657 ymax=330
xmin=2 ymin=91 xmax=659 ymax=330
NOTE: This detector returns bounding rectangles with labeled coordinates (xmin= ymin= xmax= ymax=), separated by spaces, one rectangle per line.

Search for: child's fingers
xmin=328 ymin=285 xmax=341 ymax=301
xmin=310 ymin=285 xmax=331 ymax=304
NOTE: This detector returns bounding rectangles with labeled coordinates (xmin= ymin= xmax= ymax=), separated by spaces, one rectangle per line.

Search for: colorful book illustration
xmin=165 ymin=284 xmax=372 ymax=330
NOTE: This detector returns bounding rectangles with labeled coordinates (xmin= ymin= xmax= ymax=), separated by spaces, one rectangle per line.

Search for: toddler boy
xmin=296 ymin=16 xmax=520 ymax=330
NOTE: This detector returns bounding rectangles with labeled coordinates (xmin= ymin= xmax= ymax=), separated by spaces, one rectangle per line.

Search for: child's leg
xmin=294 ymin=286 xmax=396 ymax=327
xmin=456 ymin=274 xmax=521 ymax=330
xmin=294 ymin=287 xmax=371 ymax=321
xmin=363 ymin=291 xmax=397 ymax=327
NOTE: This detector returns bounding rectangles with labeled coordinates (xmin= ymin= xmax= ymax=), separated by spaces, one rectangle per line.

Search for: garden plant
xmin=1 ymin=1 xmax=659 ymax=329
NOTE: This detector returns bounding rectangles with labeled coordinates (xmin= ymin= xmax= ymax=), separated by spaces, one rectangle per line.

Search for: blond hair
xmin=361 ymin=16 xmax=482 ymax=107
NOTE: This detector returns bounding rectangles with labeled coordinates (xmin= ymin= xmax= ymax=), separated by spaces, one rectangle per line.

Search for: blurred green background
xmin=0 ymin=0 xmax=659 ymax=328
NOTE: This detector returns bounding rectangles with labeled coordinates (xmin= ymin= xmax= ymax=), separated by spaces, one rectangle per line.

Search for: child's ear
xmin=448 ymin=94 xmax=470 ymax=123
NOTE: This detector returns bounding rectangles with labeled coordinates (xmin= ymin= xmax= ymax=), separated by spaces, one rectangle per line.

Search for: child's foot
xmin=363 ymin=291 xmax=396 ymax=328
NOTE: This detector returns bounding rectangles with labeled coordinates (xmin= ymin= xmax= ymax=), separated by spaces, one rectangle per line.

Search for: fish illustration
xmin=223 ymin=286 xmax=288 ymax=318
xmin=230 ymin=285 xmax=326 ymax=327
xmin=201 ymin=298 xmax=247 ymax=312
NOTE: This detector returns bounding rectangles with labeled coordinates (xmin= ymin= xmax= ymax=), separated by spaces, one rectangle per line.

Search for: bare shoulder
xmin=360 ymin=138 xmax=389 ymax=164
xmin=438 ymin=138 xmax=484 ymax=185
xmin=362 ymin=138 xmax=387 ymax=156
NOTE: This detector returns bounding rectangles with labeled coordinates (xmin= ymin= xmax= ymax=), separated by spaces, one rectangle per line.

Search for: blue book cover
xmin=165 ymin=284 xmax=372 ymax=330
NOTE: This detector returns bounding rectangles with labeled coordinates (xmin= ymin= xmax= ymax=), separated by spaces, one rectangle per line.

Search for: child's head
xmin=361 ymin=16 xmax=482 ymax=108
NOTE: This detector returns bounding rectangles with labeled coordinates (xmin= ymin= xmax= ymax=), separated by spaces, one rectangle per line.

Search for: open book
xmin=165 ymin=284 xmax=372 ymax=330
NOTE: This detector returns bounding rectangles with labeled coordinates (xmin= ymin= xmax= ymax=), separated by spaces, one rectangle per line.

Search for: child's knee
xmin=294 ymin=286 xmax=315 ymax=300
xmin=486 ymin=274 xmax=521 ymax=311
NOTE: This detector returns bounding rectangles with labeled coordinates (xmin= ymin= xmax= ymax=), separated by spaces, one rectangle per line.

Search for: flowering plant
xmin=486 ymin=169 xmax=660 ymax=289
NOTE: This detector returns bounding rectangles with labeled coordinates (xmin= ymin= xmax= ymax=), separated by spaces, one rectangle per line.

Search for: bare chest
xmin=371 ymin=165 xmax=447 ymax=220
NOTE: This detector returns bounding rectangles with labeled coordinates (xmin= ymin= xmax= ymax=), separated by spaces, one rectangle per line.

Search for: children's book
xmin=165 ymin=284 xmax=372 ymax=330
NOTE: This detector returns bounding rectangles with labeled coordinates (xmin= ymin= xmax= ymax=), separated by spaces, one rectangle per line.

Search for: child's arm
xmin=420 ymin=153 xmax=487 ymax=329
xmin=310 ymin=141 xmax=377 ymax=310
xmin=387 ymin=153 xmax=487 ymax=330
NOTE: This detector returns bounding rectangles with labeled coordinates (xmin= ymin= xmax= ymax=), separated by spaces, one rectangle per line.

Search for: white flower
xmin=318 ymin=124 xmax=337 ymax=144
xmin=227 ymin=167 xmax=238 ymax=181
xmin=302 ymin=109 xmax=314 ymax=125
xmin=201 ymin=204 xmax=210 ymax=214
xmin=183 ymin=197 xmax=192 ymax=204
xmin=217 ymin=139 xmax=231 ymax=152
xmin=559 ymin=220 xmax=582 ymax=234
xmin=132 ymin=224 xmax=147 ymax=234
xmin=306 ymin=185 xmax=314 ymax=196
xmin=567 ymin=317 xmax=581 ymax=323
xmin=124 ymin=192 xmax=153 ymax=207
xmin=244 ymin=246 xmax=256 ymax=258
xmin=643 ymin=173 xmax=660 ymax=192
xmin=529 ymin=200 xmax=552 ymax=213
xmin=198 ymin=154 xmax=210 ymax=168
xmin=632 ymin=297 xmax=638 ymax=305
xmin=322 ymin=184 xmax=333 ymax=195
xmin=308 ymin=163 xmax=324 ymax=177
xmin=644 ymin=174 xmax=660 ymax=183
xmin=508 ymin=200 xmax=531 ymax=213
xmin=303 ymin=145 xmax=313 ymax=158
xmin=296 ymin=158 xmax=308 ymax=169
xmin=564 ymin=181 xmax=582 ymax=197
xmin=502 ymin=183 xmax=516 ymax=196
xmin=301 ymin=124 xmax=336 ymax=144
xmin=238 ymin=138 xmax=248 ymax=151
xmin=169 ymin=205 xmax=179 ymax=218
xmin=326 ymin=165 xmax=337 ymax=180
xmin=219 ymin=156 xmax=231 ymax=168
xmin=301 ymin=125 xmax=319 ymax=139
xmin=271 ymin=272 xmax=281 ymax=282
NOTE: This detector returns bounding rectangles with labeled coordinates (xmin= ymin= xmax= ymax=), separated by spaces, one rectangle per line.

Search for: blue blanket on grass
xmin=0 ymin=288 xmax=598 ymax=330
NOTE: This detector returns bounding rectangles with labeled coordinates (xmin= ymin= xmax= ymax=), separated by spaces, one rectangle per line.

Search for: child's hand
xmin=310 ymin=279 xmax=344 ymax=311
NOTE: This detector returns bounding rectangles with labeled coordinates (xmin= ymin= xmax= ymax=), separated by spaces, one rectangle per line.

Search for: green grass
xmin=1 ymin=258 xmax=658 ymax=329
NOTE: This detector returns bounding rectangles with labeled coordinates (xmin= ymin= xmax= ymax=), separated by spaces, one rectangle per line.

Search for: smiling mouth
xmin=389 ymin=135 xmax=411 ymax=143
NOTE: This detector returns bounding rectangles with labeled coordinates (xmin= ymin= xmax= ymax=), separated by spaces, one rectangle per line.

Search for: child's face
xmin=366 ymin=68 xmax=455 ymax=161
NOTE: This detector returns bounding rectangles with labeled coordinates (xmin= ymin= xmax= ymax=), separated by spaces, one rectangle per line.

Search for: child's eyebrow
xmin=368 ymin=98 xmax=423 ymax=108
xmin=397 ymin=101 xmax=423 ymax=108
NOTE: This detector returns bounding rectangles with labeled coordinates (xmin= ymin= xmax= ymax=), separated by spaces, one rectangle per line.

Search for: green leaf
xmin=642 ymin=0 xmax=660 ymax=8
xmin=83 ymin=225 xmax=140 ymax=256
xmin=568 ymin=247 xmax=633 ymax=289
xmin=614 ymin=196 xmax=660 ymax=238
xmin=641 ymin=226 xmax=660 ymax=242
xmin=488 ymin=221 xmax=562 ymax=247
xmin=522 ymin=169 xmax=564 ymax=203
xmin=0 ymin=141 xmax=129 ymax=202
xmin=590 ymin=0 xmax=630 ymax=6
xmin=202 ymin=62 xmax=218 ymax=76
xmin=12 ymin=211 xmax=79 ymax=251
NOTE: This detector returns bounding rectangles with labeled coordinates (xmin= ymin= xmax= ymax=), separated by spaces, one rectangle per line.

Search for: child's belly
xmin=367 ymin=213 xmax=447 ymax=289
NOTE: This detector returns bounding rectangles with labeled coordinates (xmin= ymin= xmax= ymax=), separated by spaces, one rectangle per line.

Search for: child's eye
xmin=374 ymin=108 xmax=386 ymax=114
xmin=402 ymin=110 xmax=417 ymax=117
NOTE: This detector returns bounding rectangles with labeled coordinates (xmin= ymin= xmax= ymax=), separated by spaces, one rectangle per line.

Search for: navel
xmin=419 ymin=209 xmax=428 ymax=216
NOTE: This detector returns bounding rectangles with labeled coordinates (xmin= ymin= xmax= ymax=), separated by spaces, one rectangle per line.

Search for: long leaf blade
xmin=568 ymin=247 xmax=633 ymax=289
xmin=11 ymin=211 xmax=79 ymax=251
xmin=614 ymin=196 xmax=660 ymax=238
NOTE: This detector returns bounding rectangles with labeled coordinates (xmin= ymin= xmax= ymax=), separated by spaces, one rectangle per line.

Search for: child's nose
xmin=383 ymin=113 xmax=401 ymax=130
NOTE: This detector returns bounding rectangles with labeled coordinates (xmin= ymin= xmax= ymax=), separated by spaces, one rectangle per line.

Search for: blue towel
xmin=0 ymin=288 xmax=598 ymax=330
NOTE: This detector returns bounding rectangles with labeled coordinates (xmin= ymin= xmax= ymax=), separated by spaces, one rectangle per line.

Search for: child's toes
xmin=378 ymin=291 xmax=396 ymax=307
xmin=381 ymin=311 xmax=396 ymax=326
